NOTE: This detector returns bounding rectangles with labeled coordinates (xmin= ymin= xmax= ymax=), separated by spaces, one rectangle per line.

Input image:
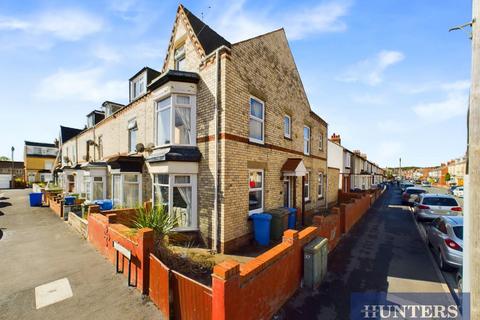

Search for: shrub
xmin=133 ymin=205 xmax=177 ymax=238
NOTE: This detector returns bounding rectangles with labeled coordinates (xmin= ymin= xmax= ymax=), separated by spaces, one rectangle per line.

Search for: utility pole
xmin=10 ymin=146 xmax=14 ymax=188
xmin=467 ymin=0 xmax=479 ymax=317
xmin=399 ymin=157 xmax=402 ymax=180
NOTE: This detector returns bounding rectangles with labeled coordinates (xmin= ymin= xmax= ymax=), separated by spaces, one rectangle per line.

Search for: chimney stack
xmin=330 ymin=133 xmax=341 ymax=145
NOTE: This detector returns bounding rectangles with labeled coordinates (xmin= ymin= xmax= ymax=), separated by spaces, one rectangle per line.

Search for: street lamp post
xmin=11 ymin=146 xmax=14 ymax=189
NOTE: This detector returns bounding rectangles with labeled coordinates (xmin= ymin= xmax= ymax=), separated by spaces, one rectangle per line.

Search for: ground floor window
xmin=28 ymin=172 xmax=36 ymax=183
xmin=83 ymin=175 xmax=105 ymax=200
xmin=112 ymin=173 xmax=142 ymax=208
xmin=318 ymin=173 xmax=324 ymax=198
xmin=67 ymin=175 xmax=75 ymax=192
xmin=249 ymin=170 xmax=263 ymax=214
xmin=304 ymin=172 xmax=310 ymax=201
xmin=153 ymin=174 xmax=197 ymax=230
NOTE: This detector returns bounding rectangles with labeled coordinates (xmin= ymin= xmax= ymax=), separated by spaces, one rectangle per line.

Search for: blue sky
xmin=0 ymin=0 xmax=472 ymax=167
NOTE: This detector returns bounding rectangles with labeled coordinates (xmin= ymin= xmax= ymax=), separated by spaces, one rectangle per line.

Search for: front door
xmin=283 ymin=177 xmax=291 ymax=207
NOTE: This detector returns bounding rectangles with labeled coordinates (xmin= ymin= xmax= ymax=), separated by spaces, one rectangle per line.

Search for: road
xmin=0 ymin=189 xmax=162 ymax=320
xmin=281 ymin=185 xmax=456 ymax=319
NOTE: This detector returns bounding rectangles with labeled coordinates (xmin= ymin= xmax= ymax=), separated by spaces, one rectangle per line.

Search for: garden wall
xmin=211 ymin=227 xmax=318 ymax=320
xmin=87 ymin=212 xmax=153 ymax=293
xmin=68 ymin=212 xmax=88 ymax=239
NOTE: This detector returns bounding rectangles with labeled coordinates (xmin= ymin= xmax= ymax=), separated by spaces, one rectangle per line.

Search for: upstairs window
xmin=319 ymin=133 xmax=324 ymax=150
xmin=131 ymin=74 xmax=146 ymax=100
xmin=303 ymin=126 xmax=311 ymax=155
xmin=98 ymin=135 xmax=103 ymax=159
xmin=249 ymin=97 xmax=264 ymax=144
xmin=128 ymin=119 xmax=138 ymax=153
xmin=284 ymin=115 xmax=291 ymax=138
xmin=155 ymin=94 xmax=196 ymax=147
xmin=174 ymin=45 xmax=186 ymax=71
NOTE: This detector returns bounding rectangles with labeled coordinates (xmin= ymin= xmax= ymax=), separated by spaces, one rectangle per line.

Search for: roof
xmin=129 ymin=66 xmax=161 ymax=82
xmin=281 ymin=158 xmax=307 ymax=177
xmin=0 ymin=161 xmax=24 ymax=168
xmin=147 ymin=146 xmax=201 ymax=163
xmin=60 ymin=126 xmax=83 ymax=143
xmin=86 ymin=110 xmax=104 ymax=116
xmin=25 ymin=141 xmax=56 ymax=148
xmin=107 ymin=155 xmax=144 ymax=173
xmin=181 ymin=5 xmax=231 ymax=55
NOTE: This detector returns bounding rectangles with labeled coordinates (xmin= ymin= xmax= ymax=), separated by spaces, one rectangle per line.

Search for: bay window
xmin=112 ymin=173 xmax=142 ymax=208
xmin=249 ymin=97 xmax=264 ymax=143
xmin=249 ymin=170 xmax=264 ymax=214
xmin=153 ymin=174 xmax=197 ymax=230
xmin=155 ymin=94 xmax=196 ymax=147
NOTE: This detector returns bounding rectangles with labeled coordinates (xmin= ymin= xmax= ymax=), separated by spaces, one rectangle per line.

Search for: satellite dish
xmin=135 ymin=143 xmax=145 ymax=152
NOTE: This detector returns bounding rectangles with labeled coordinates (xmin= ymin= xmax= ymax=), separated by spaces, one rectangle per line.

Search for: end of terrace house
xmin=52 ymin=4 xmax=331 ymax=254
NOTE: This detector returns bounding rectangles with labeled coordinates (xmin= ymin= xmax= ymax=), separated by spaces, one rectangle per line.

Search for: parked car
xmin=421 ymin=181 xmax=432 ymax=187
xmin=448 ymin=185 xmax=458 ymax=195
xmin=413 ymin=194 xmax=462 ymax=221
xmin=400 ymin=182 xmax=415 ymax=192
xmin=453 ymin=187 xmax=464 ymax=198
xmin=425 ymin=216 xmax=463 ymax=270
xmin=402 ymin=187 xmax=427 ymax=206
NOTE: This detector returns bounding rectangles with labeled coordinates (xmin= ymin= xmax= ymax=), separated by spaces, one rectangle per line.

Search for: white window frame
xmin=249 ymin=96 xmax=265 ymax=144
xmin=174 ymin=45 xmax=186 ymax=70
xmin=131 ymin=73 xmax=146 ymax=100
xmin=304 ymin=172 xmax=310 ymax=201
xmin=111 ymin=173 xmax=143 ymax=208
xmin=128 ymin=118 xmax=138 ymax=154
xmin=319 ymin=133 xmax=324 ymax=150
xmin=98 ymin=135 xmax=103 ymax=159
xmin=248 ymin=169 xmax=264 ymax=215
xmin=152 ymin=173 xmax=198 ymax=231
xmin=304 ymin=126 xmax=311 ymax=155
xmin=284 ymin=115 xmax=291 ymax=138
xmin=318 ymin=173 xmax=324 ymax=199
xmin=155 ymin=94 xmax=197 ymax=148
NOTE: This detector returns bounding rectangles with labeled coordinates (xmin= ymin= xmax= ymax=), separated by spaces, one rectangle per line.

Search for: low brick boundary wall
xmin=211 ymin=227 xmax=318 ymax=320
xmin=68 ymin=212 xmax=88 ymax=239
xmin=88 ymin=212 xmax=154 ymax=294
xmin=49 ymin=195 xmax=64 ymax=218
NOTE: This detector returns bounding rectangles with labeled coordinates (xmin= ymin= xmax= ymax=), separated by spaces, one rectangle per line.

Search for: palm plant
xmin=133 ymin=205 xmax=177 ymax=238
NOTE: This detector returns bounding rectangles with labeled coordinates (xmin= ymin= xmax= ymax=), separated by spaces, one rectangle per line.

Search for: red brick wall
xmin=87 ymin=213 xmax=154 ymax=294
xmin=211 ymin=228 xmax=318 ymax=320
xmin=312 ymin=212 xmax=341 ymax=251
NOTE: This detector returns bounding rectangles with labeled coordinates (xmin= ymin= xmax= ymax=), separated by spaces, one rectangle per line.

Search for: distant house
xmin=0 ymin=161 xmax=24 ymax=189
xmin=23 ymin=141 xmax=58 ymax=184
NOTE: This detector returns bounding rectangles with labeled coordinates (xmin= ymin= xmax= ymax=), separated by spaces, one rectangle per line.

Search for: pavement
xmin=0 ymin=189 xmax=162 ymax=320
xmin=281 ymin=185 xmax=456 ymax=320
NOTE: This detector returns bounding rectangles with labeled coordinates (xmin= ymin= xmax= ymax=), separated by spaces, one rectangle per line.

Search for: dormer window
xmin=87 ymin=114 xmax=95 ymax=128
xmin=155 ymin=94 xmax=196 ymax=147
xmin=131 ymin=73 xmax=146 ymax=101
xmin=174 ymin=45 xmax=186 ymax=71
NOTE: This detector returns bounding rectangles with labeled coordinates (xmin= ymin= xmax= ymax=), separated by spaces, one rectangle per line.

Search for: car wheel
xmin=438 ymin=249 xmax=451 ymax=271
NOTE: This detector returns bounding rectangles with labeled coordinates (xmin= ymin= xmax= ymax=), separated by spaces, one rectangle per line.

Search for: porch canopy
xmin=281 ymin=158 xmax=307 ymax=177
xmin=107 ymin=156 xmax=144 ymax=173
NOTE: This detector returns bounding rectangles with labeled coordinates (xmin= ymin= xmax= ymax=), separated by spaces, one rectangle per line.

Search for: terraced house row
xmin=50 ymin=5 xmax=383 ymax=253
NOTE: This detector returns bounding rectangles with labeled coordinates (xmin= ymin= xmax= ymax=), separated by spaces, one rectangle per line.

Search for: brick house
xmin=55 ymin=5 xmax=329 ymax=253
xmin=24 ymin=141 xmax=58 ymax=184
xmin=0 ymin=161 xmax=24 ymax=189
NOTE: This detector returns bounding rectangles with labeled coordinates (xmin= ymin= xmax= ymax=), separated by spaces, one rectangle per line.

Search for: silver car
xmin=413 ymin=194 xmax=462 ymax=221
xmin=402 ymin=187 xmax=426 ymax=206
xmin=426 ymin=216 xmax=463 ymax=270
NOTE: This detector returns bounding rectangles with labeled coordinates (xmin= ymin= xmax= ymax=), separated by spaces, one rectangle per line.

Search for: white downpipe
xmin=212 ymin=49 xmax=220 ymax=253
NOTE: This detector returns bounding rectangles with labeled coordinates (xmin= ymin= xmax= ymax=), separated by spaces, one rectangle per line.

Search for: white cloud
xmin=0 ymin=9 xmax=103 ymax=41
xmin=210 ymin=0 xmax=351 ymax=42
xmin=338 ymin=50 xmax=405 ymax=86
xmin=412 ymin=92 xmax=468 ymax=122
xmin=92 ymin=44 xmax=122 ymax=63
xmin=36 ymin=68 xmax=127 ymax=103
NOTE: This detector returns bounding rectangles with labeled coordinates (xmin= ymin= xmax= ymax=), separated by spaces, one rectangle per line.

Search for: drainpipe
xmin=212 ymin=48 xmax=221 ymax=253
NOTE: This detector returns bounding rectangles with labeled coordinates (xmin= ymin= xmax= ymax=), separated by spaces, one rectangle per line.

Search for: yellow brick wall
xmin=327 ymin=167 xmax=340 ymax=207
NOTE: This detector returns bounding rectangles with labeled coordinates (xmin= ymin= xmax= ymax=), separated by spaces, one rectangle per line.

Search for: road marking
xmin=35 ymin=278 xmax=73 ymax=309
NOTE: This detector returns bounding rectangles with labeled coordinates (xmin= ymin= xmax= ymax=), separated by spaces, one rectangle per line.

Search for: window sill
xmin=284 ymin=136 xmax=292 ymax=141
xmin=248 ymin=138 xmax=265 ymax=145
xmin=305 ymin=199 xmax=311 ymax=204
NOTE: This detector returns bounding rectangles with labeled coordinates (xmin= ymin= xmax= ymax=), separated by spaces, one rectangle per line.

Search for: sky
xmin=0 ymin=0 xmax=472 ymax=167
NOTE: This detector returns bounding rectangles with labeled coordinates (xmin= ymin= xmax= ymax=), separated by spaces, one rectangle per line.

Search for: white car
xmin=421 ymin=181 xmax=432 ymax=187
xmin=453 ymin=187 xmax=464 ymax=198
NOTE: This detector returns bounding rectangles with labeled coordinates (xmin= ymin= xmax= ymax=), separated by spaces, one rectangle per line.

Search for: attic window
xmin=174 ymin=45 xmax=186 ymax=71
xmin=131 ymin=74 xmax=146 ymax=100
